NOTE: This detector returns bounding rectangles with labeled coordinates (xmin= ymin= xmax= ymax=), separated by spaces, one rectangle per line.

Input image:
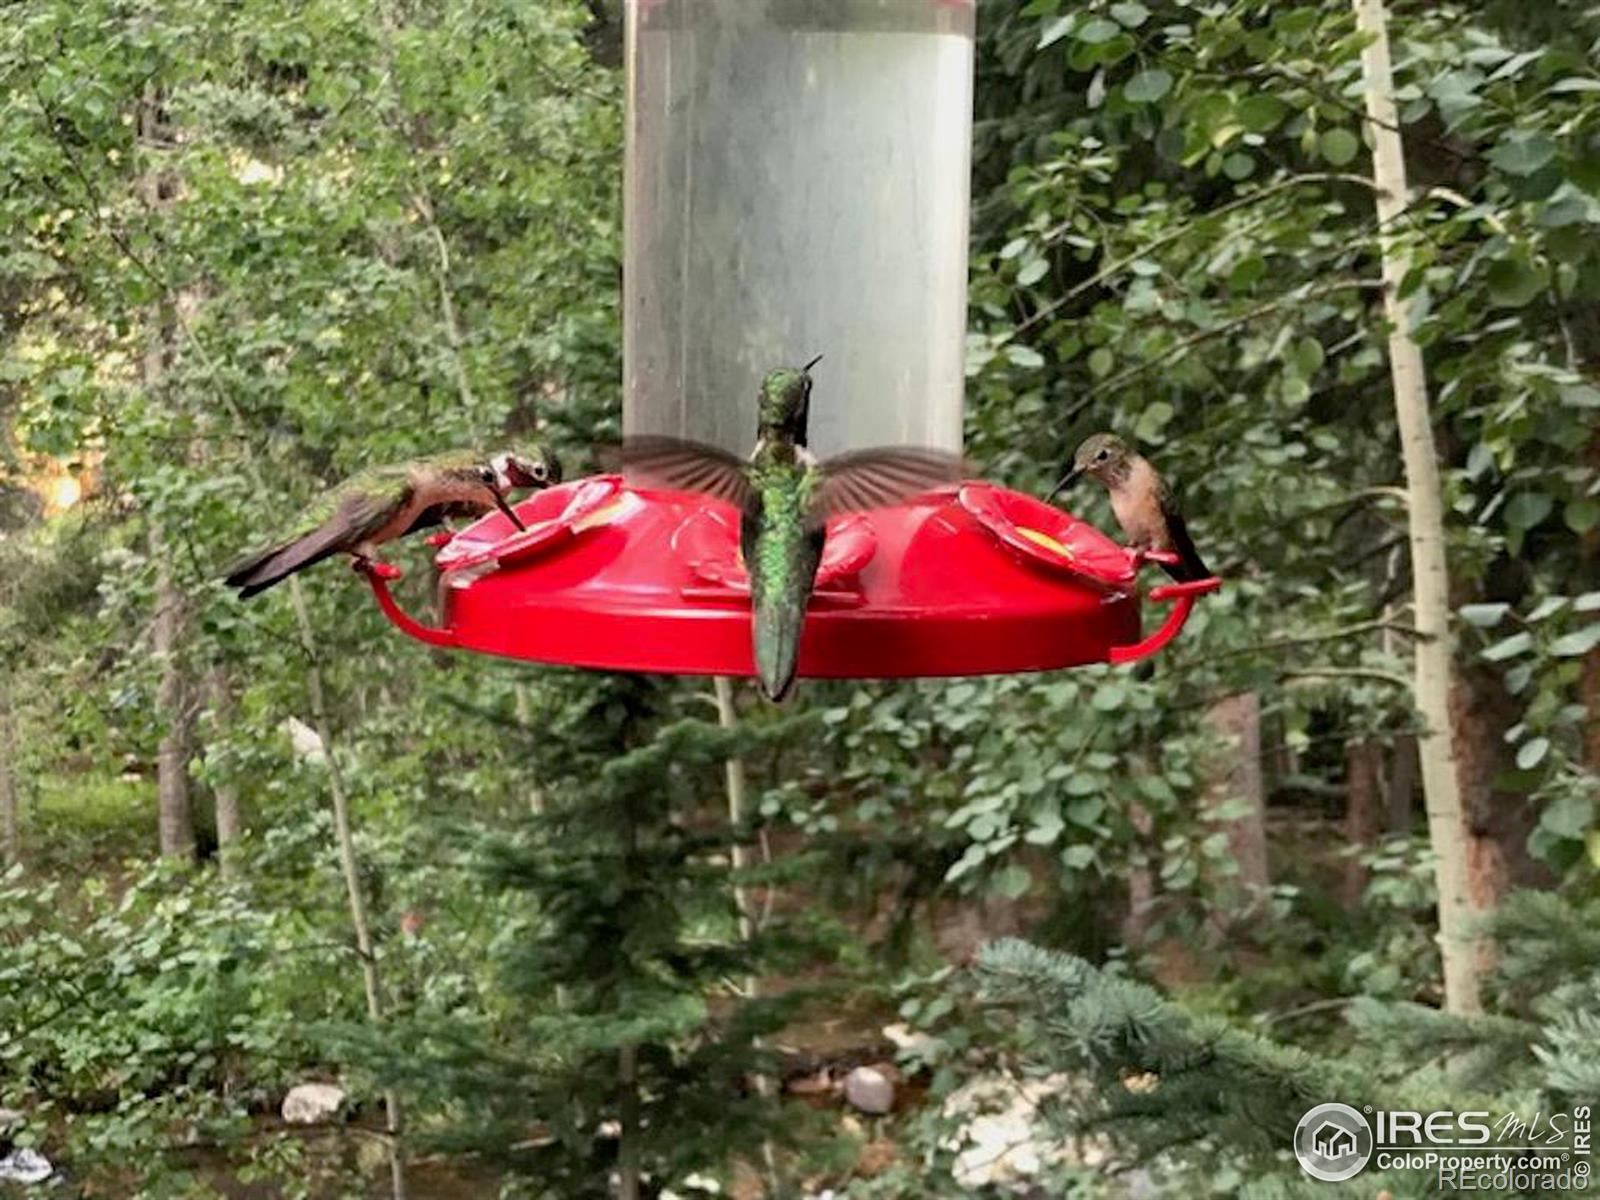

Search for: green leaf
xmin=1541 ymin=794 xmax=1593 ymax=840
xmin=1561 ymin=384 xmax=1600 ymax=408
xmin=1504 ymin=491 xmax=1554 ymax=530
xmin=1527 ymin=596 xmax=1567 ymax=622
xmin=1017 ymin=256 xmax=1050 ymax=286
xmin=1134 ymin=400 xmax=1175 ymax=442
xmin=1515 ymin=737 xmax=1550 ymax=770
xmin=1237 ymin=96 xmax=1287 ymax=133
xmin=1222 ymin=152 xmax=1255 ymax=180
xmin=1060 ymin=844 xmax=1096 ymax=870
xmin=1574 ymin=591 xmax=1600 ymax=613
xmin=1005 ymin=344 xmax=1046 ymax=369
xmin=1230 ymin=255 xmax=1266 ymax=291
xmin=1551 ymin=624 xmax=1600 ymax=657
xmin=1087 ymin=346 xmax=1114 ymax=378
xmin=993 ymin=865 xmax=1032 ymax=900
xmin=1565 ymin=498 xmax=1600 ymax=533
xmin=1486 ymin=258 xmax=1548 ymax=307
xmin=1550 ymin=77 xmax=1600 ymax=93
xmin=1123 ymin=69 xmax=1172 ymax=104
xmin=1075 ymin=17 xmax=1121 ymax=44
xmin=1489 ymin=133 xmax=1557 ymax=176
xmin=1290 ymin=336 xmax=1325 ymax=376
xmin=1460 ymin=603 xmax=1509 ymax=628
xmin=1110 ymin=1 xmax=1149 ymax=26
xmin=1038 ymin=15 xmax=1075 ymax=48
xmin=1482 ymin=631 xmax=1534 ymax=662
xmin=1318 ymin=128 xmax=1361 ymax=166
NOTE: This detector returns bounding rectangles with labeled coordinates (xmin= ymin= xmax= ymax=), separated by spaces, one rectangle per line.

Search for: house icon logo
xmin=1313 ymin=1121 xmax=1357 ymax=1158
xmin=1294 ymin=1103 xmax=1374 ymax=1182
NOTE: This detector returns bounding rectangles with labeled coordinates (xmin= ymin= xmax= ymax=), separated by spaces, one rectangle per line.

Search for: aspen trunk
xmin=1355 ymin=0 xmax=1483 ymax=1013
xmin=207 ymin=667 xmax=243 ymax=876
xmin=151 ymin=529 xmax=195 ymax=861
xmin=1203 ymin=692 xmax=1268 ymax=926
xmin=1122 ymin=800 xmax=1155 ymax=948
xmin=288 ymin=580 xmax=408 ymax=1200
xmin=138 ymin=88 xmax=195 ymax=863
xmin=1 ymin=673 xmax=19 ymax=868
xmin=1342 ymin=737 xmax=1383 ymax=909
xmin=1582 ymin=438 xmax=1600 ymax=769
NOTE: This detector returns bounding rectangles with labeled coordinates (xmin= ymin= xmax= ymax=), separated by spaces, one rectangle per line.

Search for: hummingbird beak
xmin=1047 ymin=469 xmax=1081 ymax=503
xmin=801 ymin=353 xmax=824 ymax=373
xmin=490 ymin=486 xmax=527 ymax=532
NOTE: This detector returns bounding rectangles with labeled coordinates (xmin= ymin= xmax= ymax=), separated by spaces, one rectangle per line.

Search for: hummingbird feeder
xmin=364 ymin=0 xmax=1217 ymax=678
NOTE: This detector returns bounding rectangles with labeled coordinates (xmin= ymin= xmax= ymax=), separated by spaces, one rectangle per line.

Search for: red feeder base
xmin=365 ymin=475 xmax=1219 ymax=678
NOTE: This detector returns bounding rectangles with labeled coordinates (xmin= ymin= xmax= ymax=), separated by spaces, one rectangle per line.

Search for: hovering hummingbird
xmin=224 ymin=448 xmax=561 ymax=599
xmin=1050 ymin=433 xmax=1210 ymax=583
xmin=619 ymin=358 xmax=965 ymax=701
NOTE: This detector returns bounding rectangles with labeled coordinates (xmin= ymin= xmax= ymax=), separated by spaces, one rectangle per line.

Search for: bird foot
xmin=353 ymin=558 xmax=404 ymax=582
xmin=1138 ymin=549 xmax=1181 ymax=567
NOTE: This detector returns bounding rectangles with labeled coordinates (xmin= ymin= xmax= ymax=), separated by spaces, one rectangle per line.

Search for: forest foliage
xmin=1 ymin=0 xmax=1597 ymax=1196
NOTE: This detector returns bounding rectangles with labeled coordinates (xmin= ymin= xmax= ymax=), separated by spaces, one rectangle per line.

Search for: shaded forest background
xmin=1 ymin=0 xmax=1598 ymax=1196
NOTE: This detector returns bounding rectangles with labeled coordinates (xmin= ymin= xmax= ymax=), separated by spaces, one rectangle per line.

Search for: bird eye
xmin=480 ymin=467 xmax=496 ymax=483
xmin=1096 ymin=449 xmax=1110 ymax=462
xmin=531 ymin=461 xmax=548 ymax=481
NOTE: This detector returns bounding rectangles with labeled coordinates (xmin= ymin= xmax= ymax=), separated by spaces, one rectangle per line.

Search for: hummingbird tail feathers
xmin=754 ymin=607 xmax=804 ymax=702
xmin=224 ymin=527 xmax=354 ymax=598
xmin=1161 ymin=512 xmax=1211 ymax=583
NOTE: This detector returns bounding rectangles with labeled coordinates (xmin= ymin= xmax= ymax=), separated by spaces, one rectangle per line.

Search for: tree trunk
xmin=1450 ymin=662 xmax=1544 ymax=907
xmin=288 ymin=579 xmax=408 ymax=1200
xmin=1202 ymin=692 xmax=1268 ymax=928
xmin=1 ymin=673 xmax=19 ymax=868
xmin=1387 ymin=733 xmax=1418 ymax=833
xmin=1355 ymin=0 xmax=1483 ymax=1014
xmin=138 ymin=88 xmax=195 ymax=864
xmin=1581 ymin=438 xmax=1599 ymax=769
xmin=152 ymin=530 xmax=195 ymax=861
xmin=207 ymin=667 xmax=243 ymax=876
xmin=1122 ymin=800 xmax=1155 ymax=949
xmin=1342 ymin=737 xmax=1383 ymax=909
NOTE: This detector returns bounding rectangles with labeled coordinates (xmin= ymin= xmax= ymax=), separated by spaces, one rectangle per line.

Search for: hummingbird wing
xmin=811 ymin=447 xmax=967 ymax=525
xmin=224 ymin=486 xmax=407 ymax=598
xmin=1157 ymin=478 xmax=1211 ymax=583
xmin=402 ymin=499 xmax=495 ymax=537
xmin=615 ymin=436 xmax=757 ymax=514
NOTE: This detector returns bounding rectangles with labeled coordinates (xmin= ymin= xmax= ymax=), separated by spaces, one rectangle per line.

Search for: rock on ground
xmin=843 ymin=1065 xmax=895 ymax=1115
xmin=281 ymin=1082 xmax=348 ymax=1125
xmin=0 ymin=1148 xmax=53 ymax=1185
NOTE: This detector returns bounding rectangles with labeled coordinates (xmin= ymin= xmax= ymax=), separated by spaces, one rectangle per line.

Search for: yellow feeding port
xmin=1017 ymin=527 xmax=1074 ymax=559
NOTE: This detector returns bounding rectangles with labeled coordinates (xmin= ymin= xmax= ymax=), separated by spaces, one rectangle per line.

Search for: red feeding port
xmin=364 ymin=476 xmax=1219 ymax=679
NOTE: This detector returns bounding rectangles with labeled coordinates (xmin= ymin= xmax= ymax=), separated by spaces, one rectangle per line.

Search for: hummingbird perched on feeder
xmin=618 ymin=358 xmax=966 ymax=701
xmin=1050 ymin=433 xmax=1210 ymax=583
xmin=224 ymin=448 xmax=561 ymax=599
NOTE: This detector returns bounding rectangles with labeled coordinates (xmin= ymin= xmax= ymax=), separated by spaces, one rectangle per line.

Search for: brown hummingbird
xmin=1049 ymin=433 xmax=1210 ymax=583
xmin=224 ymin=448 xmax=561 ymax=598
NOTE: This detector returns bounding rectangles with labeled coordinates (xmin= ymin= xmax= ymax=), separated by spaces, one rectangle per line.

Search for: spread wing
xmin=812 ymin=447 xmax=967 ymax=524
xmin=616 ymin=435 xmax=756 ymax=514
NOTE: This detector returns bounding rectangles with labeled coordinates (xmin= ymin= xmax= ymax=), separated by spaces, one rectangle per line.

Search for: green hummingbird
xmin=619 ymin=359 xmax=966 ymax=701
xmin=1049 ymin=433 xmax=1209 ymax=582
xmin=224 ymin=448 xmax=561 ymax=598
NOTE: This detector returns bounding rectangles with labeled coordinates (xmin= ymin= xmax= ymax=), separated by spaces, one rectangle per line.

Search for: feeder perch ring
xmin=362 ymin=476 xmax=1218 ymax=680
